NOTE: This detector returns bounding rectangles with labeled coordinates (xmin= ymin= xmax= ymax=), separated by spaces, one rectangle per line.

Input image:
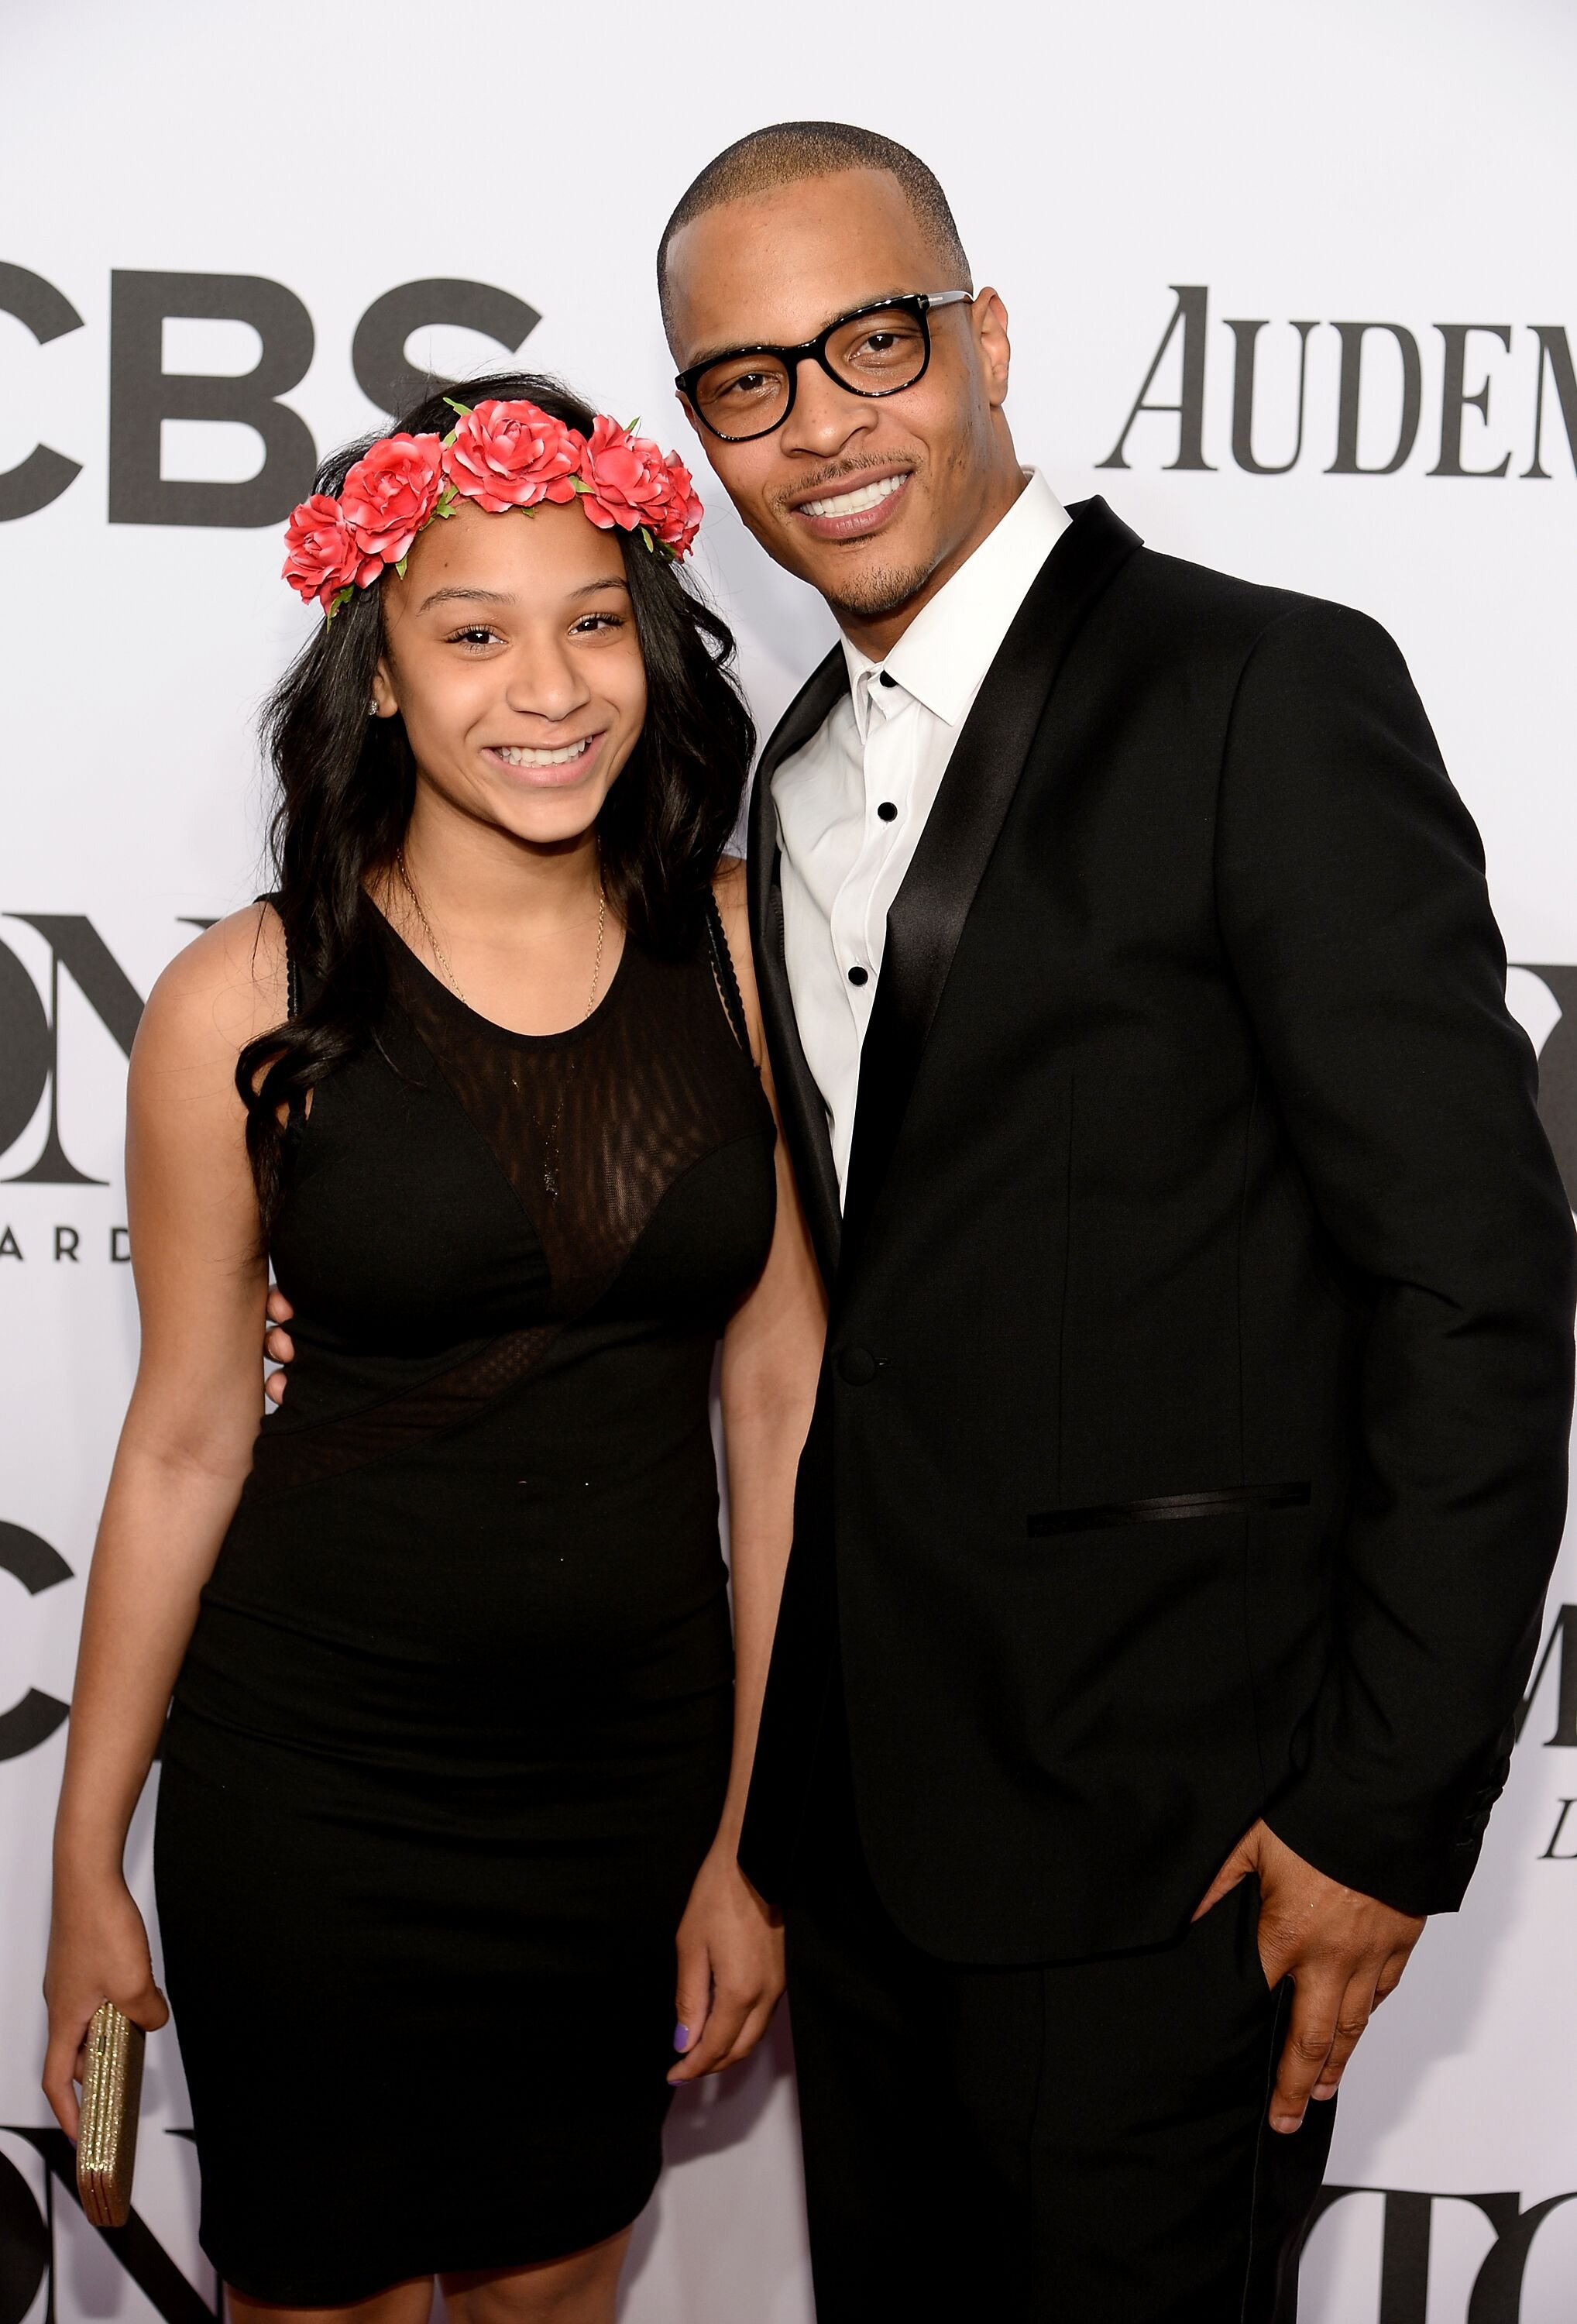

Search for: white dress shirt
xmin=772 ymin=469 xmax=1070 ymax=1200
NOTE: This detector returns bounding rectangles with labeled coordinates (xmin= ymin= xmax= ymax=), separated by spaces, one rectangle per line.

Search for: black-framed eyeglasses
xmin=675 ymin=290 xmax=974 ymax=444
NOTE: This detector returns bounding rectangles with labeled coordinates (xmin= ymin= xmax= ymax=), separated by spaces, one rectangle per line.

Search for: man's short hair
xmin=657 ymin=121 xmax=972 ymax=341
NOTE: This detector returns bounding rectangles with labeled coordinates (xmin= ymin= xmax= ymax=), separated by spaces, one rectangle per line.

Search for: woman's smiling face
xmin=373 ymin=495 xmax=648 ymax=848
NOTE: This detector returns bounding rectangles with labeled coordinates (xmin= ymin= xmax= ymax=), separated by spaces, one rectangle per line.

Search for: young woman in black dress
xmin=43 ymin=373 xmax=825 ymax=2324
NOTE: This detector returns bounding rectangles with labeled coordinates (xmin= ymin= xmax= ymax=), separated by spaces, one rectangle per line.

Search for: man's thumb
xmin=1192 ymin=1836 xmax=1256 ymax=1922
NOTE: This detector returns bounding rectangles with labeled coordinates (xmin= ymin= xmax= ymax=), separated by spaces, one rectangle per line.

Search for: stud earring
xmin=367 ymin=699 xmax=378 ymax=716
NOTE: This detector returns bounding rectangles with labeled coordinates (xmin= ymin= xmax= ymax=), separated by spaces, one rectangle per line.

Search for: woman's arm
xmin=669 ymin=859 xmax=827 ymax=2082
xmin=43 ymin=906 xmax=286 ymax=2136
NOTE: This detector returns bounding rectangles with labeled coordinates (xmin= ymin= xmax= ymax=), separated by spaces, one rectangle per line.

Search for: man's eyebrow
xmin=415 ymin=585 xmax=516 ymax=615
xmin=685 ymin=294 xmax=905 ymax=372
xmin=687 ymin=326 xmax=801 ymax=370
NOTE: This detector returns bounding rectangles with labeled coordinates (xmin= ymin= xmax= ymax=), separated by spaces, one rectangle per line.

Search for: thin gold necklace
xmin=394 ymin=848 xmax=609 ymax=1021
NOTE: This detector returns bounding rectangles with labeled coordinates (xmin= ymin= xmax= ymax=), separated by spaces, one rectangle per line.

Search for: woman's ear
xmin=370 ymin=658 xmax=398 ymax=718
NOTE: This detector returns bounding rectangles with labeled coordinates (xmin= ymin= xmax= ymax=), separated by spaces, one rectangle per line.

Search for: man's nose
xmin=778 ymin=360 xmax=878 ymax=462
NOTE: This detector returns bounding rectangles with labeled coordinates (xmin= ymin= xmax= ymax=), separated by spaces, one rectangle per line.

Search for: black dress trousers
xmin=783 ymin=1690 xmax=1335 ymax=2323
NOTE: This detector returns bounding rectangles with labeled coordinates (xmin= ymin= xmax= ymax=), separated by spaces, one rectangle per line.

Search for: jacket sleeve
xmin=1214 ymin=598 xmax=1576 ymax=1915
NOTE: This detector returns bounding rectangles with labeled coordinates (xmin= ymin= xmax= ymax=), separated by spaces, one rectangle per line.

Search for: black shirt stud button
xmin=878 ymin=670 xmax=897 ymax=688
xmin=837 ymin=1346 xmax=878 ymax=1384
xmin=847 ymin=964 xmax=869 ymax=986
xmin=877 ymin=801 xmax=898 ymax=822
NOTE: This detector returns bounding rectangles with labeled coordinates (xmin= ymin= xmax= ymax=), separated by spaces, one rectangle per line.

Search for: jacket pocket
xmin=1026 ymin=1482 xmax=1310 ymax=1538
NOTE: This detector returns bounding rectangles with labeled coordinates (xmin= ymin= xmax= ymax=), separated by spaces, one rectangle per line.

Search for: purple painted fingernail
xmin=673 ymin=2024 xmax=689 ymax=2051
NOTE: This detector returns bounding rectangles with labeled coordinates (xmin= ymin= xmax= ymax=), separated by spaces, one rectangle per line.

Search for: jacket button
xmin=837 ymin=1346 xmax=878 ymax=1384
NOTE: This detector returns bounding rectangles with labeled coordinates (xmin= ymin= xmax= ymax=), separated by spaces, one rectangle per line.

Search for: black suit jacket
xmin=740 ymin=496 xmax=1576 ymax=1963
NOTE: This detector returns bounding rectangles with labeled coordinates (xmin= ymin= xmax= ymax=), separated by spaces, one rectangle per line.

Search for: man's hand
xmin=263 ymin=1287 xmax=295 ymax=1404
xmin=1194 ymin=1819 xmax=1424 ymax=2133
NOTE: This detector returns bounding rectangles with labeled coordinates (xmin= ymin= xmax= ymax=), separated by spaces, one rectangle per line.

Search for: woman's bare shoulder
xmin=712 ymin=851 xmax=748 ymax=931
xmin=135 ymin=902 xmax=289 ymax=1068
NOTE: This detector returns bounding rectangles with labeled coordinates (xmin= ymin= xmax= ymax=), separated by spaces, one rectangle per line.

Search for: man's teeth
xmin=801 ymin=473 xmax=907 ymax=518
xmin=494 ymin=738 xmax=593 ymax=768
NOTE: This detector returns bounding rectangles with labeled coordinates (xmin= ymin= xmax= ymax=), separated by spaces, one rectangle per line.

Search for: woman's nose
xmin=503 ymin=648 xmax=588 ymax=725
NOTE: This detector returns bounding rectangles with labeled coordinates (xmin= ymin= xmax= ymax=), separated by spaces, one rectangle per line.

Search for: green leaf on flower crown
xmin=324 ymin=585 xmax=354 ymax=622
xmin=441 ymin=427 xmax=459 ymax=448
xmin=394 ymin=555 xmax=409 ymax=579
xmin=640 ymin=526 xmax=655 ymax=554
xmin=433 ymin=485 xmax=459 ymax=519
xmin=624 ymin=416 xmax=640 ymax=434
xmin=569 ymin=476 xmax=589 ymax=494
xmin=443 ymin=397 xmax=474 ymax=418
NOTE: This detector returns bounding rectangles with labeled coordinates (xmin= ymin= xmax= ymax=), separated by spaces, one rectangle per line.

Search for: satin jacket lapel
xmin=840 ymin=497 xmax=1143 ymax=1267
xmin=747 ymin=647 xmax=848 ymax=1285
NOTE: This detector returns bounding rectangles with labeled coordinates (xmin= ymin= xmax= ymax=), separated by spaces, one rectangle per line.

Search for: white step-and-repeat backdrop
xmin=2 ymin=2 xmax=1575 ymax=2317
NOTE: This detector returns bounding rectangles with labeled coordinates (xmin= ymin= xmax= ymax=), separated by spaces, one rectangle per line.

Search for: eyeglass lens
xmin=692 ymin=304 xmax=930 ymax=441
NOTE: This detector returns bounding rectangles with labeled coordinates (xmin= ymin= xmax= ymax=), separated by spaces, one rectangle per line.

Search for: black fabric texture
xmin=742 ymin=496 xmax=1576 ymax=1958
xmin=783 ymin=1684 xmax=1335 ymax=2322
xmin=155 ymin=912 xmax=776 ymax=2302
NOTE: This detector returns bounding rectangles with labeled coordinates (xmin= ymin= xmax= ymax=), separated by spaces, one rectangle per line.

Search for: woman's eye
xmin=446 ymin=625 xmax=503 ymax=649
xmin=572 ymin=613 xmax=624 ymax=635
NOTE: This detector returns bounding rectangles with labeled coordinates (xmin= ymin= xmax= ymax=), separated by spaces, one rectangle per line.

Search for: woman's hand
xmin=668 ymin=1844 xmax=784 ymax=2083
xmin=43 ymin=1873 xmax=170 ymax=2140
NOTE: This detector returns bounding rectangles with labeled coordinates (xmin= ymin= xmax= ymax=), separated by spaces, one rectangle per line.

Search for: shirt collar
xmin=840 ymin=468 xmax=1070 ymax=734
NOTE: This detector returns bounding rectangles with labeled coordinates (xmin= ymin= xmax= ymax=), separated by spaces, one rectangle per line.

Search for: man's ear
xmin=974 ymin=287 xmax=1012 ymax=411
xmin=675 ymin=386 xmax=699 ymax=438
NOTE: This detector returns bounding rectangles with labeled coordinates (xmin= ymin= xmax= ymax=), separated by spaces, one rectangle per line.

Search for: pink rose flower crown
xmin=282 ymin=396 xmax=704 ymax=616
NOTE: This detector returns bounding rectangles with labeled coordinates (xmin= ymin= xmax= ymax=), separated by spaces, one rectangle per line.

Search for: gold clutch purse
xmin=77 ymin=2001 xmax=146 ymax=2228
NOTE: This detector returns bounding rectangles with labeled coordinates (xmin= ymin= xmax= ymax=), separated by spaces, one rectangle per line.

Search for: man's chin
xmin=819 ymin=558 xmax=936 ymax=624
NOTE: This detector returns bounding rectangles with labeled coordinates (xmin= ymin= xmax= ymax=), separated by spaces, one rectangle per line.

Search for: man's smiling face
xmin=665 ymin=167 xmax=1021 ymax=651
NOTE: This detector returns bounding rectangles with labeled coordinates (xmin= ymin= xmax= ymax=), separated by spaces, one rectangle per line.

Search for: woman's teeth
xmin=800 ymin=473 xmax=908 ymax=518
xmin=494 ymin=737 xmax=593 ymax=768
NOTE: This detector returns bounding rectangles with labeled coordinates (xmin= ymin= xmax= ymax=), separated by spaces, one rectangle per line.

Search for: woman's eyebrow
xmin=415 ymin=584 xmax=517 ymax=615
xmin=417 ymin=579 xmax=630 ymax=614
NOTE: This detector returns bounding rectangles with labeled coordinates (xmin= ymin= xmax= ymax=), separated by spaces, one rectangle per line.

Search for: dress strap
xmin=703 ymin=894 xmax=751 ymax=1057
xmin=254 ymin=894 xmax=308 ymax=1141
xmin=256 ymin=892 xmax=300 ymax=1021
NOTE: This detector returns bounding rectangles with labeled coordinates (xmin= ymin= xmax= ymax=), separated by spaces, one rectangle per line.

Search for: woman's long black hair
xmin=236 ymin=370 xmax=754 ymax=1226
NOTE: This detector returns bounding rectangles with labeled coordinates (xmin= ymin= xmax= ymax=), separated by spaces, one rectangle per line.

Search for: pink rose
xmin=443 ymin=398 xmax=584 ymax=513
xmin=338 ymin=432 xmax=445 ymax=572
xmin=651 ymin=450 xmax=703 ymax=559
xmin=282 ymin=493 xmax=371 ymax=608
xmin=575 ymin=414 xmax=675 ymax=535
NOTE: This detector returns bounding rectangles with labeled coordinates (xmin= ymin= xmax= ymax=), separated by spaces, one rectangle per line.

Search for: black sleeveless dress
xmin=153 ymin=906 xmax=776 ymax=2305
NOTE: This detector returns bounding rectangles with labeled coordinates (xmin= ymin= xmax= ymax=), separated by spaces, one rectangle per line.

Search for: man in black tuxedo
xmin=656 ymin=122 xmax=1577 ymax=2317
